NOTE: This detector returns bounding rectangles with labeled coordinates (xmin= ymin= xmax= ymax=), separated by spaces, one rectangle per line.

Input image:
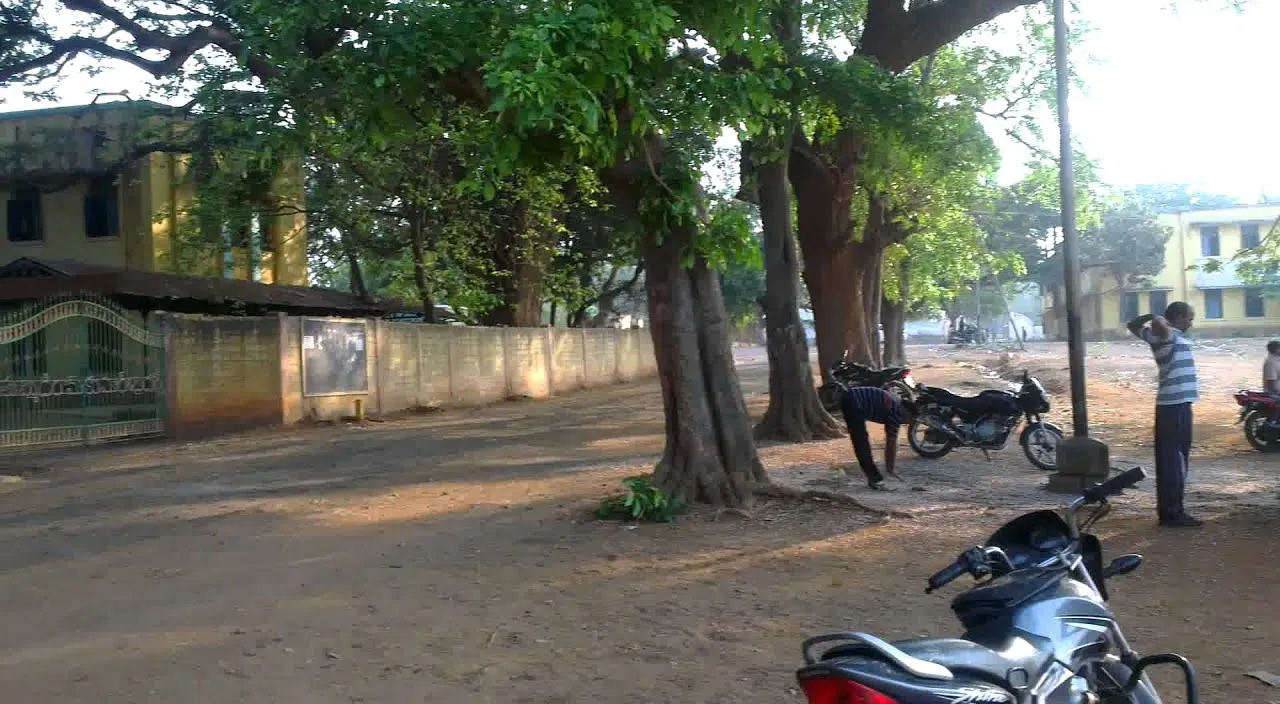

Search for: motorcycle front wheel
xmin=907 ymin=416 xmax=955 ymax=459
xmin=1020 ymin=421 xmax=1064 ymax=471
xmin=1242 ymin=410 xmax=1280 ymax=453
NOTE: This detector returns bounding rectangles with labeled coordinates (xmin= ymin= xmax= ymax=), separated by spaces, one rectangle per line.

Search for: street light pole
xmin=1047 ymin=0 xmax=1111 ymax=493
xmin=1054 ymin=0 xmax=1089 ymax=437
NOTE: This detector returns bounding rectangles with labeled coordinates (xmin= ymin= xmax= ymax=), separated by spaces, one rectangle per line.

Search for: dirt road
xmin=0 ymin=342 xmax=1276 ymax=703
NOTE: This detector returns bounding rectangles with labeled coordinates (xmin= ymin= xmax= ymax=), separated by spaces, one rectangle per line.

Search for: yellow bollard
xmin=354 ymin=398 xmax=365 ymax=422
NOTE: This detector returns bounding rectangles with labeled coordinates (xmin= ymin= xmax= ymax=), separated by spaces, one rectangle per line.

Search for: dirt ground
xmin=0 ymin=340 xmax=1278 ymax=704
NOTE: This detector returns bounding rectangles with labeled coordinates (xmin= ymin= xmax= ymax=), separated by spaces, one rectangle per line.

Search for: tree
xmin=1079 ymin=197 xmax=1171 ymax=291
xmin=790 ymin=0 xmax=1047 ymax=372
xmin=737 ymin=0 xmax=843 ymax=443
xmin=1133 ymin=183 xmax=1240 ymax=213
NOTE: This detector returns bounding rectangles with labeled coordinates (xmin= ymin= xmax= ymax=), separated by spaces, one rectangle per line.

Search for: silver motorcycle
xmin=795 ymin=467 xmax=1197 ymax=704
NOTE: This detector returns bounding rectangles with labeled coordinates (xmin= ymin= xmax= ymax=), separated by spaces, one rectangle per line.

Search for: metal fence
xmin=0 ymin=294 xmax=165 ymax=449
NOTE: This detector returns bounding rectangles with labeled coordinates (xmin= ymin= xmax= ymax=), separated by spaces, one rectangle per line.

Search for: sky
xmin=3 ymin=0 xmax=1277 ymax=201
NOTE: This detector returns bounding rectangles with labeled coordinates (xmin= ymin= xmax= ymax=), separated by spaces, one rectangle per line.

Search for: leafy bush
xmin=596 ymin=475 xmax=688 ymax=523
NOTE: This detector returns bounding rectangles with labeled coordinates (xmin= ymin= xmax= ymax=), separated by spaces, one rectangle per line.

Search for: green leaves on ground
xmin=596 ymin=475 xmax=689 ymax=523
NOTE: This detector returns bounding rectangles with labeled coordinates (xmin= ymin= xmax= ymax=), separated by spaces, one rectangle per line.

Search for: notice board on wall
xmin=301 ymin=318 xmax=368 ymax=396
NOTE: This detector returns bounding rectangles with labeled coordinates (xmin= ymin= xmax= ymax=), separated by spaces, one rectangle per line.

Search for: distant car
xmin=383 ymin=304 xmax=467 ymax=325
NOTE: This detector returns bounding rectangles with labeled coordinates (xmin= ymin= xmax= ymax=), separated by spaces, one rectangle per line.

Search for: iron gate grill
xmin=0 ymin=295 xmax=165 ymax=449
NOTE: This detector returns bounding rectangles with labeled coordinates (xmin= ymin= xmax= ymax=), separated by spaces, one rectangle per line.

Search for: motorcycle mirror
xmin=1101 ymin=554 xmax=1143 ymax=579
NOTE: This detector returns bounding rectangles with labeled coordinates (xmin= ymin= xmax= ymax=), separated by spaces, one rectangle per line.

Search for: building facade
xmin=1044 ymin=203 xmax=1280 ymax=340
xmin=0 ymin=100 xmax=306 ymax=285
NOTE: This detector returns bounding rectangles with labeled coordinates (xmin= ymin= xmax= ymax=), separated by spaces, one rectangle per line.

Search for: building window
xmin=1204 ymin=289 xmax=1224 ymax=319
xmin=84 ymin=173 xmax=120 ymax=239
xmin=1246 ymin=288 xmax=1266 ymax=318
xmin=6 ymin=185 xmax=43 ymax=242
xmin=1121 ymin=291 xmax=1140 ymax=321
xmin=1200 ymin=226 xmax=1220 ymax=257
xmin=1242 ymin=223 xmax=1262 ymax=249
xmin=1150 ymin=290 xmax=1169 ymax=316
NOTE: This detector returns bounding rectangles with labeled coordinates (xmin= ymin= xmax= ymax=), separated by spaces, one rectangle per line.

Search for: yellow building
xmin=1044 ymin=204 xmax=1280 ymax=340
xmin=0 ymin=100 xmax=306 ymax=285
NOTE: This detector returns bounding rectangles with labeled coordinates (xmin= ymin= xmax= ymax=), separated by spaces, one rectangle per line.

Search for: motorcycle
xmin=948 ymin=322 xmax=988 ymax=346
xmin=818 ymin=352 xmax=916 ymax=413
xmin=907 ymin=372 xmax=1062 ymax=471
xmin=1233 ymin=389 xmax=1280 ymax=452
xmin=796 ymin=467 xmax=1199 ymax=704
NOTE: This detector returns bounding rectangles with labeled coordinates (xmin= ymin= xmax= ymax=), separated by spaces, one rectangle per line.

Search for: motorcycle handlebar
xmin=925 ymin=547 xmax=984 ymax=594
xmin=925 ymin=559 xmax=968 ymax=594
xmin=1081 ymin=466 xmax=1147 ymax=505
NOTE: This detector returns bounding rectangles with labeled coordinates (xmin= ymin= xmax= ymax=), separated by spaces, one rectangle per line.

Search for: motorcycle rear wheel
xmin=907 ymin=417 xmax=955 ymax=459
xmin=1242 ymin=410 xmax=1280 ymax=453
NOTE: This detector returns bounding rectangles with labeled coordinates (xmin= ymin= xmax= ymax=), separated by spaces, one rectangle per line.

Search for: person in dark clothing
xmin=840 ymin=386 xmax=917 ymax=491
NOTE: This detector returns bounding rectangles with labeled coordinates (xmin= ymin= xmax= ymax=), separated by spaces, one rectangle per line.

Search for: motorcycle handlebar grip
xmin=1082 ymin=466 xmax=1147 ymax=503
xmin=926 ymin=558 xmax=969 ymax=593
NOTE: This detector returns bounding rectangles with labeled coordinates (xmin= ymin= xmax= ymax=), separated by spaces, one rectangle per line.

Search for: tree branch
xmin=0 ymin=0 xmax=286 ymax=86
xmin=860 ymin=0 xmax=1045 ymax=73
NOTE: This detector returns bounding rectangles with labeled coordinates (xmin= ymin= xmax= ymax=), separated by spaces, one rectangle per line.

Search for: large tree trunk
xmin=789 ymin=132 xmax=876 ymax=370
xmin=484 ymin=259 xmax=549 ymax=327
xmin=604 ymin=153 xmax=767 ymax=507
xmin=406 ymin=204 xmax=437 ymax=324
xmin=788 ymin=0 xmax=1043 ymax=369
xmin=882 ymin=267 xmax=909 ymax=366
xmin=341 ymin=228 xmax=369 ymax=300
xmin=484 ymin=205 xmax=554 ymax=327
xmin=863 ymin=248 xmax=884 ymax=367
xmin=748 ymin=140 xmax=843 ymax=442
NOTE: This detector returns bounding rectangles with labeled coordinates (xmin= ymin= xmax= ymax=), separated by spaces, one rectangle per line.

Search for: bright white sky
xmin=2 ymin=1 xmax=1276 ymax=200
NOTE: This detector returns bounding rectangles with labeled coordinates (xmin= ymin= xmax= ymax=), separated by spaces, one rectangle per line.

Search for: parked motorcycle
xmin=947 ymin=322 xmax=988 ymax=346
xmin=818 ymin=353 xmax=916 ymax=413
xmin=907 ymin=372 xmax=1062 ymax=470
xmin=1233 ymin=389 xmax=1280 ymax=452
xmin=796 ymin=467 xmax=1199 ymax=704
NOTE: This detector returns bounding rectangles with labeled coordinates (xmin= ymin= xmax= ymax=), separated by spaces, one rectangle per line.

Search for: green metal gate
xmin=0 ymin=295 xmax=166 ymax=449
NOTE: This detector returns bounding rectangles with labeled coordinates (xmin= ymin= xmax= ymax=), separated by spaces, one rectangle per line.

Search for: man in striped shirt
xmin=1128 ymin=301 xmax=1202 ymax=528
xmin=840 ymin=386 xmax=917 ymax=491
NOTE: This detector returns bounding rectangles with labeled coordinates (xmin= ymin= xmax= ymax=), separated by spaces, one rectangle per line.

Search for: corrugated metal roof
xmin=0 ymin=257 xmax=410 ymax=316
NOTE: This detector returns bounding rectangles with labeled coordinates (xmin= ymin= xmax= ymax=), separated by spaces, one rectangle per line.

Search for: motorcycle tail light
xmin=800 ymin=677 xmax=900 ymax=704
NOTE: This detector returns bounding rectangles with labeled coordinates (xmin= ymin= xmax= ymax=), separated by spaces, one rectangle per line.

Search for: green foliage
xmin=1132 ymin=183 xmax=1241 ymax=213
xmin=719 ymin=256 xmax=766 ymax=328
xmin=1079 ymin=197 xmax=1171 ymax=288
xmin=595 ymin=475 xmax=688 ymax=523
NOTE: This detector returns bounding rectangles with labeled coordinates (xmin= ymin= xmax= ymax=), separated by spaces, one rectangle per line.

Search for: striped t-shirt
xmin=841 ymin=386 xmax=909 ymax=430
xmin=1141 ymin=326 xmax=1198 ymax=405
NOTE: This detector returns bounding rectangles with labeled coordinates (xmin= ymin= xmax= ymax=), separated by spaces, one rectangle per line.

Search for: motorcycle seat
xmin=822 ymin=634 xmax=1052 ymax=689
xmin=919 ymin=386 xmax=1008 ymax=413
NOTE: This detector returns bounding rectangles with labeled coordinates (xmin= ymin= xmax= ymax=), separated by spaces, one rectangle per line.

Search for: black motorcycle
xmin=907 ymin=372 xmax=1062 ymax=471
xmin=796 ymin=467 xmax=1198 ymax=704
xmin=818 ymin=352 xmax=916 ymax=413
xmin=948 ymin=322 xmax=988 ymax=346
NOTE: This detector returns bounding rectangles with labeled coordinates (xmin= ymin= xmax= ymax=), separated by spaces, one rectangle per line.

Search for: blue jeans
xmin=1154 ymin=403 xmax=1192 ymax=520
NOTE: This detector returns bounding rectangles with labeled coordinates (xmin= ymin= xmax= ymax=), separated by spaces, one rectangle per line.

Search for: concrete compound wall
xmin=164 ymin=313 xmax=658 ymax=437
xmin=165 ymin=315 xmax=285 ymax=438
